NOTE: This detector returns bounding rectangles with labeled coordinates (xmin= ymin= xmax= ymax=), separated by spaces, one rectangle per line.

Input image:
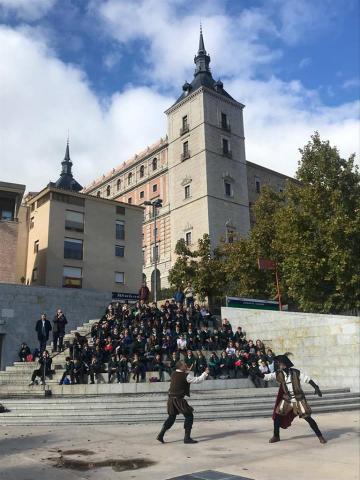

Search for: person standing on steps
xmin=258 ymin=352 xmax=327 ymax=444
xmin=35 ymin=313 xmax=52 ymax=353
xmin=157 ymin=361 xmax=209 ymax=444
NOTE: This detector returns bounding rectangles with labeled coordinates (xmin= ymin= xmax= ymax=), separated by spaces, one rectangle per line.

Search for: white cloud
xmin=0 ymin=0 xmax=56 ymax=20
xmin=342 ymin=78 xmax=360 ymax=89
xmin=0 ymin=2 xmax=358 ymax=193
xmin=0 ymin=26 xmax=172 ymax=191
xmin=299 ymin=57 xmax=311 ymax=69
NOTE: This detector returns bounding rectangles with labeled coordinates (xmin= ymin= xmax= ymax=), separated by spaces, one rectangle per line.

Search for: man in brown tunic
xmin=260 ymin=353 xmax=327 ymax=444
xmin=157 ymin=360 xmax=209 ymax=444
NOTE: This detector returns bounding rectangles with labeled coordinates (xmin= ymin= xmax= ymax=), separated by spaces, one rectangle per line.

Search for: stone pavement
xmin=0 ymin=411 xmax=359 ymax=480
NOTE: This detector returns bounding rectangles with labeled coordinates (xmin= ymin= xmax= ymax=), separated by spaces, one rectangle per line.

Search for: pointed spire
xmin=64 ymin=138 xmax=70 ymax=162
xmin=194 ymin=24 xmax=211 ymax=76
xmin=54 ymin=138 xmax=83 ymax=192
xmin=198 ymin=23 xmax=206 ymax=53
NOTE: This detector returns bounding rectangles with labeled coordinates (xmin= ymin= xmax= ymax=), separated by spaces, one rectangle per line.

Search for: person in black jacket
xmin=35 ymin=314 xmax=52 ymax=353
xmin=108 ymin=353 xmax=120 ymax=383
xmin=18 ymin=343 xmax=31 ymax=362
xmin=29 ymin=350 xmax=53 ymax=385
xmin=59 ymin=357 xmax=75 ymax=385
xmin=52 ymin=309 xmax=68 ymax=352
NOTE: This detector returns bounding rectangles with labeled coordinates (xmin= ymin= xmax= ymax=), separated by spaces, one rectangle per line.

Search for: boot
xmin=156 ymin=425 xmax=167 ymax=443
xmin=269 ymin=435 xmax=280 ymax=443
xmin=184 ymin=429 xmax=198 ymax=444
xmin=318 ymin=435 xmax=327 ymax=444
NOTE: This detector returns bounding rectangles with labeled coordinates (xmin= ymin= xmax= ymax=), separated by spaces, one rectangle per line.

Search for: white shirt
xmin=177 ymin=338 xmax=187 ymax=349
xmin=264 ymin=370 xmax=311 ymax=403
xmin=176 ymin=369 xmax=208 ymax=384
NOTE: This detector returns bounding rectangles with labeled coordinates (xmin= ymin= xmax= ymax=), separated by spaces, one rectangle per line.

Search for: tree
xmin=274 ymin=132 xmax=360 ymax=313
xmin=168 ymin=234 xmax=224 ymax=301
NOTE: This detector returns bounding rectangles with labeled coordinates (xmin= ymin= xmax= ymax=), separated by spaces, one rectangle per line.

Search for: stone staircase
xmin=0 ymin=387 xmax=359 ymax=426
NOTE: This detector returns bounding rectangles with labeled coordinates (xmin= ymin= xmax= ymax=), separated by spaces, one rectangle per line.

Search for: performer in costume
xmin=157 ymin=360 xmax=209 ymax=444
xmin=260 ymin=353 xmax=327 ymax=444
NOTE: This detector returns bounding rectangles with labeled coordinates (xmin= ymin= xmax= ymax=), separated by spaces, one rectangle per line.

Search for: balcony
xmin=181 ymin=151 xmax=190 ymax=161
xmin=180 ymin=125 xmax=189 ymax=136
xmin=222 ymin=150 xmax=232 ymax=159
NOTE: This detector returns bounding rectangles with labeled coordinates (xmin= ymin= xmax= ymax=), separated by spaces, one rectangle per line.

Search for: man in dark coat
xmin=35 ymin=313 xmax=52 ymax=353
xmin=52 ymin=309 xmax=68 ymax=352
xmin=259 ymin=352 xmax=327 ymax=444
xmin=157 ymin=360 xmax=208 ymax=444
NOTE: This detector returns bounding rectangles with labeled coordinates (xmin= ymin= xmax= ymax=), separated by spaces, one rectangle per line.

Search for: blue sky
xmin=0 ymin=0 xmax=359 ymax=190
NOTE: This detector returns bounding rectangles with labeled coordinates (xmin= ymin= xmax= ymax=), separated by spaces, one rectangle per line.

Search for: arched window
xmin=106 ymin=185 xmax=111 ymax=197
xmin=128 ymin=172 xmax=132 ymax=185
xmin=152 ymin=158 xmax=157 ymax=171
xmin=117 ymin=179 xmax=121 ymax=191
xmin=96 ymin=191 xmax=101 ymax=197
xmin=139 ymin=165 xmax=145 ymax=178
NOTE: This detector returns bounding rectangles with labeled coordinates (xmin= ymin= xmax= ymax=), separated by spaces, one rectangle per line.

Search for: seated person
xmin=29 ymin=350 xmax=53 ymax=386
xmin=208 ymin=352 xmax=220 ymax=379
xmin=108 ymin=353 xmax=120 ymax=383
xmin=151 ymin=353 xmax=168 ymax=382
xmin=195 ymin=350 xmax=207 ymax=375
xmin=19 ymin=342 xmax=31 ymax=362
xmin=59 ymin=356 xmax=75 ymax=385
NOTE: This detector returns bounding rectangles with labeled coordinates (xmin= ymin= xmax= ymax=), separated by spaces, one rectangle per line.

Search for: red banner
xmin=258 ymin=258 xmax=276 ymax=271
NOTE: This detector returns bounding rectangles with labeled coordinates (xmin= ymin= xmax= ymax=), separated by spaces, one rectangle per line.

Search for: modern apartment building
xmin=1 ymin=144 xmax=144 ymax=296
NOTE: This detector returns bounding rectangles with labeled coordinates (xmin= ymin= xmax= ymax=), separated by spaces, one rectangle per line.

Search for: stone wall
xmin=0 ymin=284 xmax=111 ymax=369
xmin=221 ymin=307 xmax=360 ymax=391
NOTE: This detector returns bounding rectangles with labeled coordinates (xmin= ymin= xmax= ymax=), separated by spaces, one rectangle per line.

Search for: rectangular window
xmin=255 ymin=178 xmax=261 ymax=194
xmin=221 ymin=112 xmax=227 ymax=128
xmin=181 ymin=115 xmax=189 ymax=135
xmin=222 ymin=138 xmax=229 ymax=154
xmin=183 ymin=141 xmax=189 ymax=154
xmin=32 ymin=268 xmax=38 ymax=281
xmin=140 ymin=191 xmax=144 ymax=199
xmin=116 ymin=220 xmax=125 ymax=240
xmin=128 ymin=198 xmax=132 ymax=204
xmin=64 ymin=238 xmax=83 ymax=260
xmin=115 ymin=245 xmax=125 ymax=257
xmin=184 ymin=185 xmax=191 ymax=199
xmin=116 ymin=205 xmax=125 ymax=215
xmin=30 ymin=216 xmax=34 ymax=229
xmin=152 ymin=184 xmax=157 ymax=192
xmin=34 ymin=240 xmax=39 ymax=253
xmin=65 ymin=210 xmax=84 ymax=232
xmin=152 ymin=245 xmax=159 ymax=262
xmin=63 ymin=266 xmax=82 ymax=288
xmin=185 ymin=232 xmax=192 ymax=246
xmin=142 ymin=249 xmax=145 ymax=265
xmin=115 ymin=271 xmax=125 ymax=284
xmin=225 ymin=182 xmax=232 ymax=197
xmin=154 ymin=227 xmax=158 ymax=238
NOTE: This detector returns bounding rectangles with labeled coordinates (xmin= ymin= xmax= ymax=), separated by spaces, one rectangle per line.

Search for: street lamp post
xmin=144 ymin=198 xmax=162 ymax=304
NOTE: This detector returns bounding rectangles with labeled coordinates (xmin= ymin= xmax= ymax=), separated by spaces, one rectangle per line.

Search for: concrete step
xmin=0 ymin=403 xmax=358 ymax=426
xmin=2 ymin=397 xmax=359 ymax=416
xmin=3 ymin=393 xmax=358 ymax=411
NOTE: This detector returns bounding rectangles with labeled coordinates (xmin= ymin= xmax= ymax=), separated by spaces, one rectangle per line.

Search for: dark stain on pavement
xmin=52 ymin=455 xmax=155 ymax=472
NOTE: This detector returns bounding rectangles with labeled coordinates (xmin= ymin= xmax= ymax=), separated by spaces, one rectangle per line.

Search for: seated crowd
xmin=25 ymin=300 xmax=276 ymax=387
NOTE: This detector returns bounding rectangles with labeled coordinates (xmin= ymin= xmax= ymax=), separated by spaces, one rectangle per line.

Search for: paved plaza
xmin=0 ymin=411 xmax=359 ymax=480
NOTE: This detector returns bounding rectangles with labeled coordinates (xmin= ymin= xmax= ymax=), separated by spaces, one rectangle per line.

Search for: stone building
xmin=0 ymin=181 xmax=28 ymax=284
xmin=83 ymin=30 xmax=295 ymax=292
xmin=1 ymin=144 xmax=144 ymax=296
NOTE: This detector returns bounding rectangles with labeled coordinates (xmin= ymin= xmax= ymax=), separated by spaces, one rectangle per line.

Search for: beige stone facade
xmin=0 ymin=182 xmax=28 ymax=284
xmin=23 ymin=186 xmax=143 ymax=295
xmin=83 ymin=35 xmax=296 ymax=292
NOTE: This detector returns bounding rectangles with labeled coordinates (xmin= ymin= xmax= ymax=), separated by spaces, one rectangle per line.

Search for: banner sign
xmin=226 ymin=297 xmax=279 ymax=310
xmin=112 ymin=292 xmax=140 ymax=301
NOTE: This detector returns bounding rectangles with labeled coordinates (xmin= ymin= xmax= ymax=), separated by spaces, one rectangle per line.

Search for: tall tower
xmin=166 ymin=28 xmax=250 ymax=253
